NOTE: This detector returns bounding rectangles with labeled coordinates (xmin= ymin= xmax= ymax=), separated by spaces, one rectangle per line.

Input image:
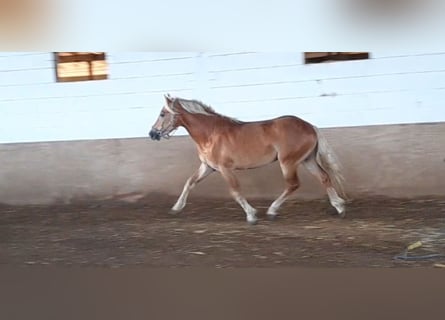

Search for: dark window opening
xmin=304 ymin=52 xmax=370 ymax=64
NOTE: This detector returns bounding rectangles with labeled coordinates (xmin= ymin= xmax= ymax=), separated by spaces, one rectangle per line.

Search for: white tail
xmin=314 ymin=127 xmax=346 ymax=198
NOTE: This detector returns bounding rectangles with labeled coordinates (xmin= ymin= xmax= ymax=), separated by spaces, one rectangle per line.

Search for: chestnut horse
xmin=149 ymin=95 xmax=346 ymax=224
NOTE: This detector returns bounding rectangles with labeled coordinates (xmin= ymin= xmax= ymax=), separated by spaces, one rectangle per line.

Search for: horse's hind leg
xmin=303 ymin=156 xmax=345 ymax=217
xmin=171 ymin=162 xmax=214 ymax=213
xmin=219 ymin=167 xmax=258 ymax=225
xmin=266 ymin=162 xmax=300 ymax=219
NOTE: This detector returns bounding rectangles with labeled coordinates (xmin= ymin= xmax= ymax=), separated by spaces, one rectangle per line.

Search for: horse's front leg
xmin=170 ymin=162 xmax=214 ymax=214
xmin=219 ymin=167 xmax=258 ymax=225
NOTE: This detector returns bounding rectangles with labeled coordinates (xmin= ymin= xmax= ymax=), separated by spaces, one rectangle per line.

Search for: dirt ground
xmin=1 ymin=195 xmax=444 ymax=268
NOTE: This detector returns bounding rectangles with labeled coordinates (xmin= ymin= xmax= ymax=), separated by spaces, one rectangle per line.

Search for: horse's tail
xmin=313 ymin=127 xmax=346 ymax=198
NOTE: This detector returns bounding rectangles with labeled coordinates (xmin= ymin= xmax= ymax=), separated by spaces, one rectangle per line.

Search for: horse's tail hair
xmin=313 ymin=127 xmax=347 ymax=198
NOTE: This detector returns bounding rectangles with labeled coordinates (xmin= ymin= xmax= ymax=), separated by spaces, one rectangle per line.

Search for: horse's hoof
xmin=247 ymin=218 xmax=258 ymax=225
xmin=267 ymin=213 xmax=278 ymax=221
xmin=338 ymin=209 xmax=346 ymax=219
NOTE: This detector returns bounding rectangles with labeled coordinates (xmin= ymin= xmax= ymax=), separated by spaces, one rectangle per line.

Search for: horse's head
xmin=149 ymin=95 xmax=180 ymax=141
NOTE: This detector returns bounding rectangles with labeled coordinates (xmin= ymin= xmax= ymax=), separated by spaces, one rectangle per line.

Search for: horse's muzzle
xmin=149 ymin=129 xmax=161 ymax=141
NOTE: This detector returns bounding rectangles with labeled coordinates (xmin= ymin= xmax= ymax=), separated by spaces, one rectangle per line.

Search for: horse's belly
xmin=230 ymin=148 xmax=278 ymax=170
xmin=200 ymin=143 xmax=277 ymax=170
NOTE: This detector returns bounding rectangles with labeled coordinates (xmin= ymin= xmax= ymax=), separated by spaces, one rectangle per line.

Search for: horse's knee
xmin=320 ymin=173 xmax=334 ymax=188
xmin=285 ymin=177 xmax=300 ymax=192
xmin=288 ymin=182 xmax=300 ymax=192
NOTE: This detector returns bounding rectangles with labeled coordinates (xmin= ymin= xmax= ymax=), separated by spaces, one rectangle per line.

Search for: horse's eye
xmin=160 ymin=112 xmax=165 ymax=117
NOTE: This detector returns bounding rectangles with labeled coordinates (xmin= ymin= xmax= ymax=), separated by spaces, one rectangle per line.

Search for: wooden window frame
xmin=54 ymin=52 xmax=108 ymax=82
xmin=304 ymin=52 xmax=370 ymax=64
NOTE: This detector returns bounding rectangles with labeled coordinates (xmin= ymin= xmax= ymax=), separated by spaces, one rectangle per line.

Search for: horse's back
xmin=247 ymin=115 xmax=317 ymax=138
xmin=236 ymin=115 xmax=318 ymax=155
xmin=273 ymin=115 xmax=315 ymax=129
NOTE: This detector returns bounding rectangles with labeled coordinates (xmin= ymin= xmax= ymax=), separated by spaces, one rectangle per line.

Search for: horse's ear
xmin=164 ymin=94 xmax=178 ymax=114
xmin=164 ymin=94 xmax=173 ymax=104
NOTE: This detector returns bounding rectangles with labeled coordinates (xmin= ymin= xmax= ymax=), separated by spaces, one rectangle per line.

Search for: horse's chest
xmin=197 ymin=146 xmax=219 ymax=168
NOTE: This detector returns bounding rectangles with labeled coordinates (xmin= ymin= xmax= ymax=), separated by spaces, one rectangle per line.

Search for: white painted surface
xmin=1 ymin=52 xmax=445 ymax=143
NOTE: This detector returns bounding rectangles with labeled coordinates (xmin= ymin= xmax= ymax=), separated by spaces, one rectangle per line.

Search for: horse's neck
xmin=180 ymin=112 xmax=232 ymax=143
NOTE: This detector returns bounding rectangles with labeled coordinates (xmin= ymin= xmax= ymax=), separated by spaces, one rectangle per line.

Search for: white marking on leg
xmin=267 ymin=192 xmax=287 ymax=217
xmin=327 ymin=187 xmax=345 ymax=215
xmin=171 ymin=163 xmax=213 ymax=212
xmin=232 ymin=191 xmax=258 ymax=224
xmin=220 ymin=167 xmax=257 ymax=224
xmin=267 ymin=163 xmax=299 ymax=218
xmin=171 ymin=190 xmax=188 ymax=211
xmin=304 ymin=157 xmax=345 ymax=216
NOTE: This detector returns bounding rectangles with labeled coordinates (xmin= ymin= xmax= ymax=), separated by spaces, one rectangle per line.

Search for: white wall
xmin=1 ymin=51 xmax=445 ymax=144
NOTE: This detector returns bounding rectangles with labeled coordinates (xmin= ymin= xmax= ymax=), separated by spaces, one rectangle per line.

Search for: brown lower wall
xmin=0 ymin=122 xmax=444 ymax=205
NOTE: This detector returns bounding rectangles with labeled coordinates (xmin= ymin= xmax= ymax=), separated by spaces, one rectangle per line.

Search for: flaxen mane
xmin=175 ymin=97 xmax=241 ymax=123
